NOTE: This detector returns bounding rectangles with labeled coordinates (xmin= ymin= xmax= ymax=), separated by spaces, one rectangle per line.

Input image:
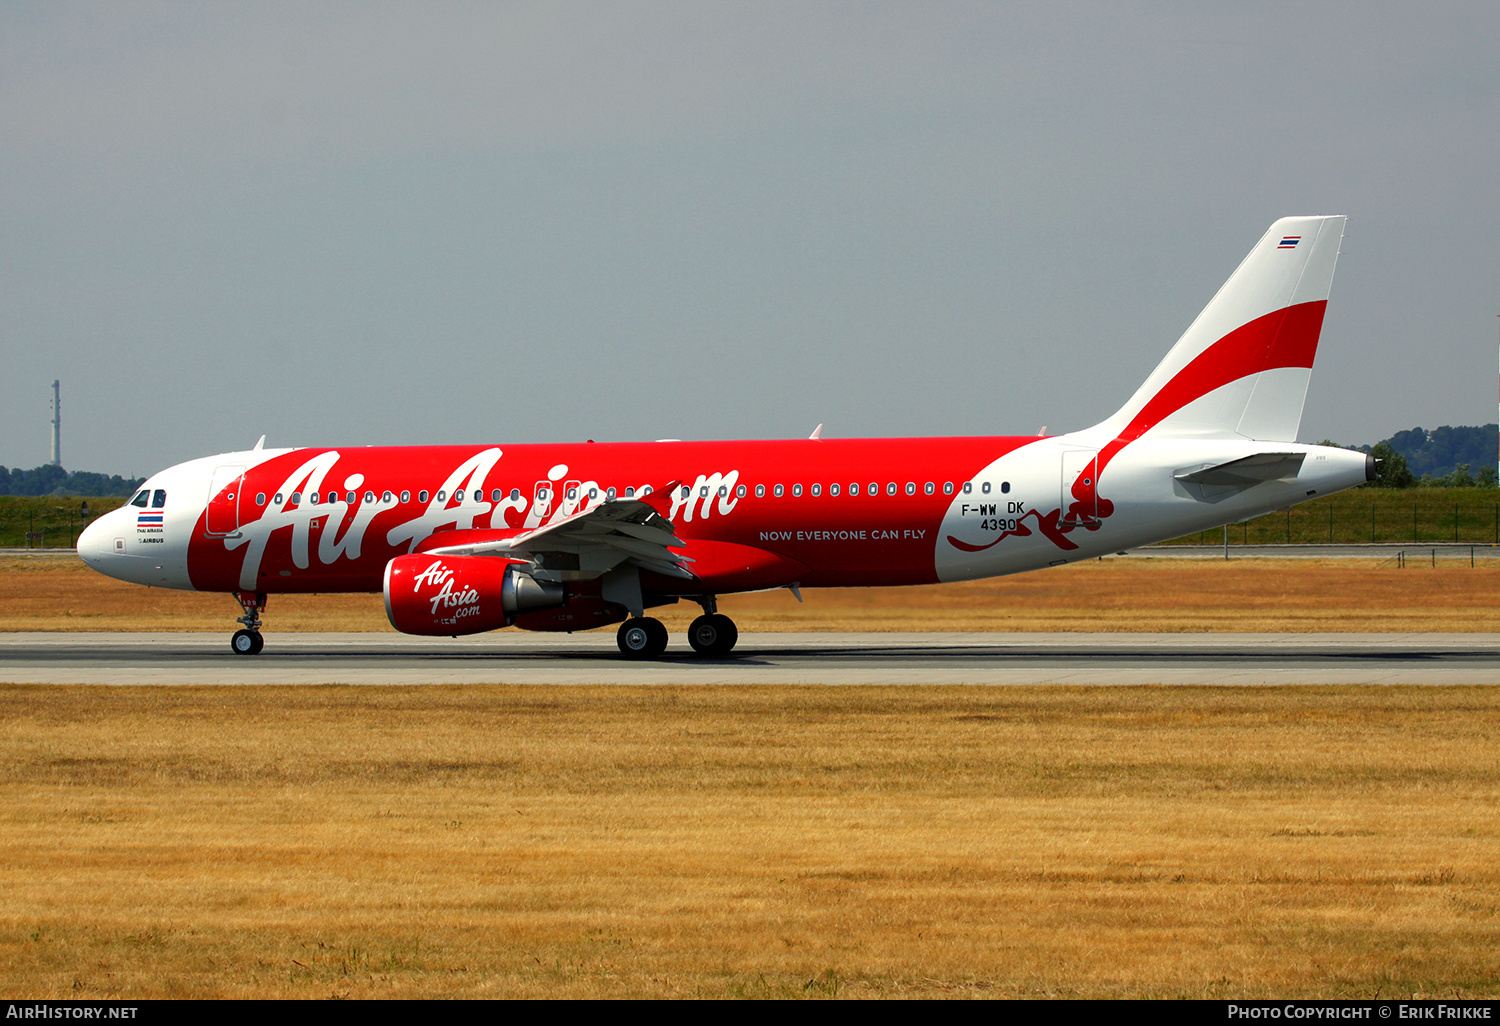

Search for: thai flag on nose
xmin=137 ymin=513 xmax=164 ymax=526
xmin=1278 ymin=236 xmax=1301 ymax=249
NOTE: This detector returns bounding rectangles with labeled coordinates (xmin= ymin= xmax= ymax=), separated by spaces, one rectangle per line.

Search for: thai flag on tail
xmin=1278 ymin=236 xmax=1301 ymax=249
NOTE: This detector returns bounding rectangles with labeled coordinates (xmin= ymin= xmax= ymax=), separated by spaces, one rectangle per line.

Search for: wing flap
xmin=421 ymin=492 xmax=692 ymax=580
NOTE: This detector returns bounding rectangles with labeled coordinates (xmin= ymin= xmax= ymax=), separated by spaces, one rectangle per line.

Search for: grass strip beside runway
xmin=3 ymin=683 xmax=1498 ymax=998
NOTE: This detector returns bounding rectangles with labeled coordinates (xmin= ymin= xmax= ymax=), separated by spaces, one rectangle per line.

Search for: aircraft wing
xmin=421 ymin=490 xmax=694 ymax=580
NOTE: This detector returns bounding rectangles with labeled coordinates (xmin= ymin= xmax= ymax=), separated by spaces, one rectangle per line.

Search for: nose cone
xmin=77 ymin=514 xmax=115 ymax=574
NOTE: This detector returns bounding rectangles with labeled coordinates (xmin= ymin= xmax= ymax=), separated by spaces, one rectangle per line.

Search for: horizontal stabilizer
xmin=1175 ymin=452 xmax=1305 ymax=487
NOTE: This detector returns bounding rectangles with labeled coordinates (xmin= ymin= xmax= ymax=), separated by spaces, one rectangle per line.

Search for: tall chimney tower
xmin=50 ymin=380 xmax=61 ymax=468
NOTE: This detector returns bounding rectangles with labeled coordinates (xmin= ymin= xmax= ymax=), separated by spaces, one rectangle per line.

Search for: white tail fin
xmin=1094 ymin=215 xmax=1345 ymax=444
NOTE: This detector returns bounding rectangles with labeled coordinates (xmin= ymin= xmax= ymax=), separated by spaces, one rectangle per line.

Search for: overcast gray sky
xmin=3 ymin=1 xmax=1496 ymax=477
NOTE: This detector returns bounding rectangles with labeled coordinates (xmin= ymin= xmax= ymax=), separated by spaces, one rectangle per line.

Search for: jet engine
xmin=383 ymin=553 xmax=566 ymax=636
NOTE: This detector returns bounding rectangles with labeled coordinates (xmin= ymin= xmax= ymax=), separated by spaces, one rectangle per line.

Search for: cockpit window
xmin=151 ymin=489 xmax=167 ymax=508
xmin=130 ymin=490 xmax=149 ymax=508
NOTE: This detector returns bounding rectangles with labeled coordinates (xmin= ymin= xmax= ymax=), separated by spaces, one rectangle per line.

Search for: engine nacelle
xmin=383 ymin=554 xmax=566 ymax=636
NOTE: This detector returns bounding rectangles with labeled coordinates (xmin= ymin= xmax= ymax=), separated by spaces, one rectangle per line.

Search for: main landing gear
xmin=231 ymin=590 xmax=266 ymax=656
xmin=615 ymin=598 xmax=740 ymax=659
xmin=616 ymin=617 xmax=669 ymax=659
xmin=687 ymin=612 xmax=738 ymax=658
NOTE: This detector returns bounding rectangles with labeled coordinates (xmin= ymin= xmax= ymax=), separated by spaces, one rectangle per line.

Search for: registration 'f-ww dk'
xmin=79 ymin=217 xmax=1372 ymax=657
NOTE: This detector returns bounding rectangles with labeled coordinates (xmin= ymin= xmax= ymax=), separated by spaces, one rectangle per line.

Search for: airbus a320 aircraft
xmin=79 ymin=216 xmax=1372 ymax=658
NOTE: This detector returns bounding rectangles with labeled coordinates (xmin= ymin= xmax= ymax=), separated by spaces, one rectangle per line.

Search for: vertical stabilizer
xmin=1093 ymin=215 xmax=1345 ymax=444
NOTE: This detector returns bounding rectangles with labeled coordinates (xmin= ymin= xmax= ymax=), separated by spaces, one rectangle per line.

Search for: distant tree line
xmin=1322 ymin=424 xmax=1500 ymax=489
xmin=0 ymin=464 xmax=145 ymax=497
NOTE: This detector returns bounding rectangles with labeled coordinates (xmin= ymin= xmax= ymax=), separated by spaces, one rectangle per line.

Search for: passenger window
xmin=905 ymin=482 xmax=916 ymax=496
xmin=256 ymin=493 xmax=266 ymax=506
xmin=624 ymin=487 xmax=635 ymax=498
xmin=886 ymin=483 xmax=897 ymax=496
xmin=755 ymin=484 xmax=765 ymax=498
xmin=418 ymin=490 xmax=429 ymax=503
xmin=1001 ymin=482 xmax=1011 ymax=494
xmin=869 ymin=482 xmax=879 ymax=496
xmin=774 ymin=484 xmax=784 ymax=497
xmin=274 ymin=492 xmax=283 ymax=504
xmin=130 ymin=490 xmax=149 ymax=508
xmin=981 ymin=482 xmax=991 ymax=495
xmin=606 ymin=487 xmax=617 ymax=500
xmin=437 ymin=490 xmax=447 ymax=502
xmin=944 ymin=482 xmax=954 ymax=495
xmin=718 ymin=486 xmax=728 ymax=498
xmin=510 ymin=488 xmax=521 ymax=501
xmin=309 ymin=492 xmax=320 ymax=506
xmin=383 ymin=491 xmax=393 ymax=503
xmin=680 ymin=486 xmax=690 ymax=499
xmin=291 ymin=491 xmax=302 ymax=504
xmin=346 ymin=491 xmax=356 ymax=504
xmin=455 ymin=489 xmax=465 ymax=502
xmin=735 ymin=484 xmax=746 ymax=498
xmin=400 ymin=490 xmax=411 ymax=503
xmin=329 ymin=492 xmax=339 ymax=504
xmin=152 ymin=489 xmax=167 ymax=508
xmin=963 ymin=482 xmax=973 ymax=495
xmin=698 ymin=486 xmax=708 ymax=498
xmin=810 ymin=483 xmax=821 ymax=497
xmin=792 ymin=484 xmax=802 ymax=498
xmin=364 ymin=491 xmax=375 ymax=503
xmin=830 ymin=483 xmax=840 ymax=497
xmin=924 ymin=482 xmax=934 ymax=495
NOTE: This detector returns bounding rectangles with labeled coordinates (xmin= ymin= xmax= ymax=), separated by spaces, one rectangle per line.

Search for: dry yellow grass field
xmin=4 ymin=554 xmax=1500 ymax=633
xmin=2 ymin=684 xmax=1497 ymax=999
xmin=4 ymin=558 xmax=1498 ymax=998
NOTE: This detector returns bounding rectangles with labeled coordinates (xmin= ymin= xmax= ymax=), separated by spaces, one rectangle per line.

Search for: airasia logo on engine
xmin=410 ymin=559 xmax=481 ymax=620
xmin=385 ymin=553 xmax=515 ymax=637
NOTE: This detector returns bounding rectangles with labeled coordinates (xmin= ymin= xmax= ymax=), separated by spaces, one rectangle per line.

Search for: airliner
xmin=78 ymin=216 xmax=1372 ymax=657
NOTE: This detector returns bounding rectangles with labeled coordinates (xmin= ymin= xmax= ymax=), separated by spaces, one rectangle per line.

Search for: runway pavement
xmin=2 ymin=631 xmax=1498 ymax=685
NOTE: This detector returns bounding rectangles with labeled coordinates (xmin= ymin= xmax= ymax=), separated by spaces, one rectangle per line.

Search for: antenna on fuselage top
xmin=808 ymin=424 xmax=823 ymax=440
xmin=252 ymin=434 xmax=265 ymax=451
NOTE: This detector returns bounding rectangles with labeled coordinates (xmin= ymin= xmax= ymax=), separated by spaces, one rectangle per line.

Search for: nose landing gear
xmin=231 ymin=590 xmax=266 ymax=656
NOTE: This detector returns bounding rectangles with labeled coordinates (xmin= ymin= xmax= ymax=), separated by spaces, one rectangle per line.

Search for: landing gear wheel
xmin=231 ymin=629 xmax=264 ymax=656
xmin=617 ymin=617 xmax=669 ymax=659
xmin=687 ymin=614 xmax=738 ymax=657
xmin=231 ymin=590 xmax=268 ymax=656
